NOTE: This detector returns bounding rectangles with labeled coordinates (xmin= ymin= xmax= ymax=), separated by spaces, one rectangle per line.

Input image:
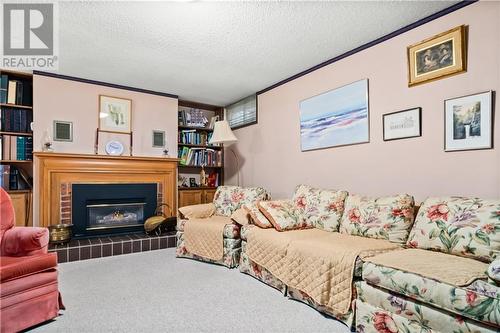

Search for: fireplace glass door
xmin=87 ymin=202 xmax=145 ymax=231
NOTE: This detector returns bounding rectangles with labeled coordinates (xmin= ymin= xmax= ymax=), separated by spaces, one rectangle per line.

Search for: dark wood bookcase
xmin=177 ymin=100 xmax=224 ymax=208
xmin=0 ymin=69 xmax=34 ymax=226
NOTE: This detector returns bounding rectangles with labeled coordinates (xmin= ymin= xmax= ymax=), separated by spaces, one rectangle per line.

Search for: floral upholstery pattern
xmin=362 ymin=262 xmax=500 ymax=326
xmin=355 ymin=282 xmax=496 ymax=333
xmin=213 ymin=186 xmax=270 ymax=217
xmin=240 ymin=224 xmax=254 ymax=241
xmin=176 ymin=232 xmax=241 ymax=268
xmin=339 ymin=194 xmax=415 ymax=244
xmin=243 ymin=203 xmax=273 ymax=228
xmin=487 ymin=259 xmax=500 ymax=285
xmin=177 ymin=219 xmax=240 ymax=239
xmin=239 ymin=243 xmax=286 ymax=293
xmin=287 ymin=286 xmax=354 ymax=327
xmin=258 ymin=200 xmax=313 ymax=231
xmin=406 ymin=197 xmax=500 ymax=262
xmin=293 ymin=185 xmax=348 ymax=232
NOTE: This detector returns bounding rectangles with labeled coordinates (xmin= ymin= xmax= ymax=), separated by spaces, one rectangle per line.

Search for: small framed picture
xmin=445 ymin=91 xmax=494 ymax=152
xmin=407 ymin=25 xmax=466 ymax=87
xmin=99 ymin=95 xmax=132 ymax=134
xmin=189 ymin=178 xmax=197 ymax=188
xmin=383 ymin=107 xmax=422 ymax=141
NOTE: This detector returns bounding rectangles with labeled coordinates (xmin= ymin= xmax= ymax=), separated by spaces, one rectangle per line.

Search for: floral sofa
xmin=176 ymin=185 xmax=270 ymax=268
xmin=356 ymin=197 xmax=500 ymax=333
xmin=239 ymin=185 xmax=416 ymax=327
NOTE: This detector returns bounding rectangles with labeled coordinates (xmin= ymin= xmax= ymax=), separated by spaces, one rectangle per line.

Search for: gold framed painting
xmin=407 ymin=25 xmax=466 ymax=87
xmin=98 ymin=95 xmax=132 ymax=134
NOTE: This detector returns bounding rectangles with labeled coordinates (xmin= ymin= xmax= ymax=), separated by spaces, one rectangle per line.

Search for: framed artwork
xmin=98 ymin=95 xmax=132 ymax=133
xmin=383 ymin=107 xmax=422 ymax=141
xmin=444 ymin=91 xmax=493 ymax=152
xmin=407 ymin=25 xmax=466 ymax=87
xmin=53 ymin=120 xmax=73 ymax=142
xmin=299 ymin=79 xmax=369 ymax=151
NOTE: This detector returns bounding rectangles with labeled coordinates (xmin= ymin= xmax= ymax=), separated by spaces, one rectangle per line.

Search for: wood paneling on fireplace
xmin=35 ymin=153 xmax=178 ymax=227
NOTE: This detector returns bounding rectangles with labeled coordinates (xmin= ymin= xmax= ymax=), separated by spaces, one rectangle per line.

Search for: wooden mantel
xmin=35 ymin=152 xmax=178 ymax=227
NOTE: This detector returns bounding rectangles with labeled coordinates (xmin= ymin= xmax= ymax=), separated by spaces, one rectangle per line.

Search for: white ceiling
xmin=57 ymin=1 xmax=459 ymax=106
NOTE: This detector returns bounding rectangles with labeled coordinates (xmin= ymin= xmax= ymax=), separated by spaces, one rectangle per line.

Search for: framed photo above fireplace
xmin=99 ymin=95 xmax=132 ymax=133
xmin=444 ymin=91 xmax=493 ymax=152
xmin=383 ymin=107 xmax=421 ymax=141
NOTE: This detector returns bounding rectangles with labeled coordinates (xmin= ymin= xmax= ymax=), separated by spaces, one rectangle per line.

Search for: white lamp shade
xmin=209 ymin=120 xmax=238 ymax=144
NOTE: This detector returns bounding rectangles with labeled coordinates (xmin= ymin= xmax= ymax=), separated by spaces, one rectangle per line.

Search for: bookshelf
xmin=178 ymin=100 xmax=224 ymax=208
xmin=0 ymin=69 xmax=34 ymax=226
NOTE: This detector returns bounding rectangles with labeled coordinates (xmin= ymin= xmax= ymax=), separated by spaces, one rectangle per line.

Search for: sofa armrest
xmin=178 ymin=203 xmax=215 ymax=220
xmin=487 ymin=258 xmax=500 ymax=284
xmin=1 ymin=227 xmax=49 ymax=257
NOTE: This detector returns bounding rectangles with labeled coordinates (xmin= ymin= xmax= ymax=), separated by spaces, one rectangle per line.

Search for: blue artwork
xmin=300 ymin=79 xmax=369 ymax=151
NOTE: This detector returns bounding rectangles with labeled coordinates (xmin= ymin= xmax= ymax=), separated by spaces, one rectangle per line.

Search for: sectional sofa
xmin=237 ymin=186 xmax=499 ymax=332
xmin=177 ymin=184 xmax=499 ymax=332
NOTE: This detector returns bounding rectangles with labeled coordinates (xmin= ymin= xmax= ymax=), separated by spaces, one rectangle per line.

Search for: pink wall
xmin=226 ymin=2 xmax=500 ymax=202
xmin=32 ymin=75 xmax=178 ymax=225
xmin=33 ymin=75 xmax=178 ymax=156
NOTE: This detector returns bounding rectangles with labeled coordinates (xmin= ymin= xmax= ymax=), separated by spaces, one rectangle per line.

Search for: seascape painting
xmin=299 ymin=79 xmax=369 ymax=151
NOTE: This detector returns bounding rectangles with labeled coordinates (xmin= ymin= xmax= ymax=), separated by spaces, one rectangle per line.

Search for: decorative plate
xmin=105 ymin=140 xmax=124 ymax=156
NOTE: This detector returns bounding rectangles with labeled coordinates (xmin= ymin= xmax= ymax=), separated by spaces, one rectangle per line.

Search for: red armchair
xmin=0 ymin=188 xmax=63 ymax=333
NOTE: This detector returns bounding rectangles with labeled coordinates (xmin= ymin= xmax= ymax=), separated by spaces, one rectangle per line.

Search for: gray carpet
xmin=32 ymin=248 xmax=350 ymax=332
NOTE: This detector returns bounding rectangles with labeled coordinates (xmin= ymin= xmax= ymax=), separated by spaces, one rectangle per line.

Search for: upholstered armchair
xmin=0 ymin=188 xmax=63 ymax=333
xmin=176 ymin=185 xmax=270 ymax=268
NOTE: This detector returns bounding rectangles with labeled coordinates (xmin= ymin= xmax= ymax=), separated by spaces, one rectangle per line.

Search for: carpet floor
xmin=31 ymin=248 xmax=350 ymax=333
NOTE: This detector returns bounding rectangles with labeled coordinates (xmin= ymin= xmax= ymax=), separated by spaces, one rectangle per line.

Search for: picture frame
xmin=152 ymin=130 xmax=165 ymax=148
xmin=299 ymin=79 xmax=369 ymax=151
xmin=98 ymin=95 xmax=132 ymax=134
xmin=383 ymin=107 xmax=422 ymax=141
xmin=53 ymin=120 xmax=73 ymax=142
xmin=407 ymin=25 xmax=466 ymax=87
xmin=444 ymin=90 xmax=494 ymax=152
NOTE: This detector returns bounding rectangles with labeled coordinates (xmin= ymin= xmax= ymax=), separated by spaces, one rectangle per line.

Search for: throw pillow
xmin=243 ymin=202 xmax=273 ymax=228
xmin=230 ymin=208 xmax=251 ymax=226
xmin=293 ymin=184 xmax=348 ymax=232
xmin=258 ymin=200 xmax=313 ymax=231
xmin=406 ymin=197 xmax=500 ymax=262
xmin=339 ymin=194 xmax=415 ymax=244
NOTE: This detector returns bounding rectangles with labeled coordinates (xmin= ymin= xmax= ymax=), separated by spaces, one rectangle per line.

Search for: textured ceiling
xmin=57 ymin=1 xmax=459 ymax=105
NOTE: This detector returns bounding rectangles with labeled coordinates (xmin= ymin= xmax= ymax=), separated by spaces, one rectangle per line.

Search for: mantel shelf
xmin=33 ymin=152 xmax=179 ymax=163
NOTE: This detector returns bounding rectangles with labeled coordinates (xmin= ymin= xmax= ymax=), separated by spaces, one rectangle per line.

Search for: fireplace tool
xmin=144 ymin=203 xmax=175 ymax=236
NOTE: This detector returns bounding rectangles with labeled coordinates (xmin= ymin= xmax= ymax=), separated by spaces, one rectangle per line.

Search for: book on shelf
xmin=178 ymin=146 xmax=222 ymax=167
xmin=178 ymin=130 xmax=218 ymax=146
xmin=0 ymin=74 xmax=33 ymax=106
xmin=0 ymin=135 xmax=33 ymax=160
xmin=0 ymin=74 xmax=7 ymax=104
xmin=0 ymin=164 xmax=32 ymax=191
xmin=0 ymin=107 xmax=33 ymax=132
xmin=178 ymin=108 xmax=210 ymax=128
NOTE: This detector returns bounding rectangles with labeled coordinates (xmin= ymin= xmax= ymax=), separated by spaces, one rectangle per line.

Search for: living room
xmin=1 ymin=1 xmax=499 ymax=332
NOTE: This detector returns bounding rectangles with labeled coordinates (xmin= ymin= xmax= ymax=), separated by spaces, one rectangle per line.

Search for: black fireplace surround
xmin=72 ymin=183 xmax=157 ymax=238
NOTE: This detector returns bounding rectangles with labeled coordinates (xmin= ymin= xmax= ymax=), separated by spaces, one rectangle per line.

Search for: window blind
xmin=226 ymin=95 xmax=257 ymax=129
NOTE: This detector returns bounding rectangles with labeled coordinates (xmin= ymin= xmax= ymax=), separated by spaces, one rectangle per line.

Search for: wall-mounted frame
xmin=299 ymin=79 xmax=369 ymax=151
xmin=152 ymin=130 xmax=165 ymax=148
xmin=383 ymin=107 xmax=422 ymax=141
xmin=98 ymin=95 xmax=132 ymax=134
xmin=407 ymin=25 xmax=467 ymax=87
xmin=444 ymin=90 xmax=494 ymax=152
xmin=53 ymin=120 xmax=73 ymax=142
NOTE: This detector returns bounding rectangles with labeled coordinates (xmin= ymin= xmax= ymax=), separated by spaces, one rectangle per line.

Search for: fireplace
xmin=72 ymin=183 xmax=157 ymax=238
